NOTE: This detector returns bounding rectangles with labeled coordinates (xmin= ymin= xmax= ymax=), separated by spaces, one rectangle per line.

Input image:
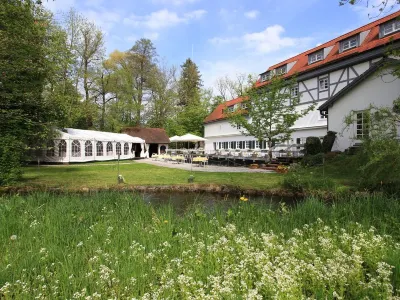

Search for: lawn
xmin=0 ymin=192 xmax=399 ymax=298
xmin=16 ymin=158 xmax=360 ymax=193
xmin=18 ymin=161 xmax=283 ymax=191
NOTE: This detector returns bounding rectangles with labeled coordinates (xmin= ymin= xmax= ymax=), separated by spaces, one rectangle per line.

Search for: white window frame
xmin=58 ymin=140 xmax=67 ymax=157
xmin=341 ymin=36 xmax=358 ymax=52
xmin=320 ymin=111 xmax=328 ymax=120
xmin=245 ymin=141 xmax=250 ymax=149
xmin=71 ymin=140 xmax=81 ymax=157
xmin=85 ymin=140 xmax=93 ymax=157
xmin=227 ymin=106 xmax=234 ymax=113
xmin=106 ymin=142 xmax=113 ymax=156
xmin=236 ymin=124 xmax=241 ymax=130
xmin=308 ymin=50 xmax=324 ymax=64
xmin=319 ymin=77 xmax=329 ymax=91
xmin=356 ymin=111 xmax=369 ymax=139
xmin=383 ymin=20 xmax=400 ymax=36
xmin=96 ymin=141 xmax=103 ymax=156
xmin=275 ymin=65 xmax=287 ymax=75
xmin=116 ymin=142 xmax=122 ymax=155
xmin=46 ymin=140 xmax=55 ymax=157
xmin=260 ymin=72 xmax=270 ymax=82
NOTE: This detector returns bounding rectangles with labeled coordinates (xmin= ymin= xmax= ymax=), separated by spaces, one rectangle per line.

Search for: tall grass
xmin=0 ymin=192 xmax=399 ymax=298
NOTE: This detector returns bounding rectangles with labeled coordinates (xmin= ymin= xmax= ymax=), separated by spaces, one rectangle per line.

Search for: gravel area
xmin=135 ymin=158 xmax=274 ymax=173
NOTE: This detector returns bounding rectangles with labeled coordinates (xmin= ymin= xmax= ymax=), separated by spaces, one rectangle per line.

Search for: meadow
xmin=1 ymin=192 xmax=399 ymax=299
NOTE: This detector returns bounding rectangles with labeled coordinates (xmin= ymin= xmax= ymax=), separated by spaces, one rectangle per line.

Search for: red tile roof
xmin=123 ymin=127 xmax=170 ymax=144
xmin=256 ymin=10 xmax=400 ymax=88
xmin=204 ymin=10 xmax=400 ymax=124
xmin=204 ymin=97 xmax=244 ymax=124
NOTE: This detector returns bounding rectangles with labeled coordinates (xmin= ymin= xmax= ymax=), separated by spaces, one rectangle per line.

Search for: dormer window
xmin=275 ymin=65 xmax=287 ymax=75
xmin=340 ymin=35 xmax=359 ymax=52
xmin=241 ymin=102 xmax=248 ymax=109
xmin=381 ymin=19 xmax=400 ymax=37
xmin=227 ymin=105 xmax=234 ymax=113
xmin=260 ymin=71 xmax=270 ymax=82
xmin=308 ymin=50 xmax=323 ymax=64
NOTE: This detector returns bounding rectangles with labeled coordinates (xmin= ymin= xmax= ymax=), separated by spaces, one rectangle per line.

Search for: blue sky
xmin=44 ymin=0 xmax=399 ymax=89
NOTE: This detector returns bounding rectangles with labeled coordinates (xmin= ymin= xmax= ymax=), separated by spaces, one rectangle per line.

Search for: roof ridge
xmin=265 ymin=9 xmax=400 ymax=71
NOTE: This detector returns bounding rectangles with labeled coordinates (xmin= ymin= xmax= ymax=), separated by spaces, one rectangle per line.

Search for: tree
xmin=90 ymin=62 xmax=117 ymax=130
xmin=342 ymin=98 xmax=400 ymax=191
xmin=127 ymin=39 xmax=158 ymax=126
xmin=227 ymin=76 xmax=315 ymax=161
xmin=339 ymin=0 xmax=399 ymax=17
xmin=178 ymin=58 xmax=202 ymax=106
xmin=146 ymin=63 xmax=178 ymax=128
xmin=0 ymin=1 xmax=65 ymax=184
xmin=215 ymin=73 xmax=253 ymax=101
xmin=77 ymin=19 xmax=104 ymax=128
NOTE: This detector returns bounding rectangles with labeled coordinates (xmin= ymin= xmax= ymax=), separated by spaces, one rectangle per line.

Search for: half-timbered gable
xmin=203 ymin=10 xmax=400 ymax=153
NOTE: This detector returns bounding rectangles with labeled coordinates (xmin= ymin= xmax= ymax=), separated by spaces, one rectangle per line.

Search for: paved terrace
xmin=135 ymin=158 xmax=274 ymax=173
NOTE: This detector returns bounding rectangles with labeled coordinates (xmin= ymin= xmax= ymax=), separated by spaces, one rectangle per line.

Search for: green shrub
xmin=350 ymin=139 xmax=400 ymax=194
xmin=283 ymin=171 xmax=336 ymax=193
xmin=322 ymin=131 xmax=336 ymax=153
xmin=305 ymin=136 xmax=322 ymax=155
xmin=301 ymin=153 xmax=324 ymax=166
xmin=0 ymin=135 xmax=24 ymax=185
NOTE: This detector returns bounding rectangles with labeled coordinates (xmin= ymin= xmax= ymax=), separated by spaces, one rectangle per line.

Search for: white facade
xmin=327 ymin=68 xmax=400 ymax=152
xmin=37 ymin=128 xmax=147 ymax=163
xmin=204 ymin=60 xmax=377 ymax=152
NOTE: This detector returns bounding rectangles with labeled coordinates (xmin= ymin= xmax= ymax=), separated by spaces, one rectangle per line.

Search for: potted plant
xmin=276 ymin=165 xmax=289 ymax=174
xmin=249 ymin=164 xmax=259 ymax=169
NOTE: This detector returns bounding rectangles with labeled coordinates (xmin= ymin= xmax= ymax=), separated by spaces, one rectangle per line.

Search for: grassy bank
xmin=1 ymin=192 xmax=399 ymax=298
xmin=16 ymin=159 xmax=359 ymax=193
xmin=19 ymin=162 xmax=282 ymax=190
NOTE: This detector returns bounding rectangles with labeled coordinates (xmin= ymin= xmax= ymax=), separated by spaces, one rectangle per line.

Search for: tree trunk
xmin=268 ymin=139 xmax=272 ymax=162
xmin=100 ymin=92 xmax=106 ymax=131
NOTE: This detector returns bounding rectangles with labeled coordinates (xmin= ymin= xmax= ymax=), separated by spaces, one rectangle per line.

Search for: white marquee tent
xmin=37 ymin=128 xmax=146 ymax=163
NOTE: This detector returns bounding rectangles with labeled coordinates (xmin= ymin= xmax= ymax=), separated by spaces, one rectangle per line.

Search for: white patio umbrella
xmin=179 ymin=133 xmax=207 ymax=142
xmin=178 ymin=134 xmax=207 ymax=149
xmin=169 ymin=135 xmax=182 ymax=150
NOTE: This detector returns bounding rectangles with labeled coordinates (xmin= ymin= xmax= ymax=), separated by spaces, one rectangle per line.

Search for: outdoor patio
xmin=135 ymin=158 xmax=274 ymax=173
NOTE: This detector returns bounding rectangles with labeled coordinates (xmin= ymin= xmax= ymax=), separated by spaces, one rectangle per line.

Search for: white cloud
xmin=203 ymin=24 xmax=314 ymax=90
xmin=209 ymin=25 xmax=311 ymax=54
xmin=244 ymin=10 xmax=259 ymax=19
xmin=127 ymin=32 xmax=160 ymax=43
xmin=152 ymin=0 xmax=200 ymax=5
xmin=123 ymin=9 xmax=206 ymax=30
xmin=84 ymin=9 xmax=121 ymax=34
xmin=144 ymin=32 xmax=160 ymax=40
xmin=208 ymin=36 xmax=239 ymax=45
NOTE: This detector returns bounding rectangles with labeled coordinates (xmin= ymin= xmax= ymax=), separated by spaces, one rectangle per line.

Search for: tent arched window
xmin=96 ymin=141 xmax=103 ymax=156
xmin=72 ymin=140 xmax=81 ymax=157
xmin=106 ymin=142 xmax=113 ymax=156
xmin=116 ymin=142 xmax=121 ymax=155
xmin=85 ymin=141 xmax=93 ymax=157
xmin=124 ymin=143 xmax=129 ymax=155
xmin=46 ymin=140 xmax=55 ymax=157
xmin=58 ymin=140 xmax=67 ymax=157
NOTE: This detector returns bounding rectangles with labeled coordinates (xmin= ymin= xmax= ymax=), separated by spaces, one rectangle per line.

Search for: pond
xmin=140 ymin=191 xmax=301 ymax=214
